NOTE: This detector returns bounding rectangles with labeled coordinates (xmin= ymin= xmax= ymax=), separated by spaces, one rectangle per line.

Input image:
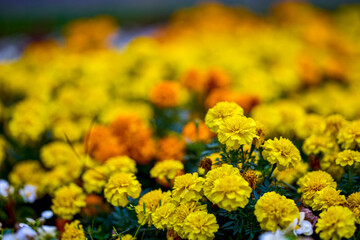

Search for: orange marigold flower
xmin=157 ymin=135 xmax=186 ymax=161
xmin=182 ymin=121 xmax=214 ymax=144
xmin=84 ymin=125 xmax=125 ymax=163
xmin=150 ymin=81 xmax=181 ymax=108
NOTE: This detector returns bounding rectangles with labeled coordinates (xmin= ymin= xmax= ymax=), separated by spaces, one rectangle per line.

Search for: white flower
xmin=16 ymin=226 xmax=37 ymax=240
xmin=38 ymin=225 xmax=57 ymax=239
xmin=285 ymin=212 xmax=313 ymax=236
xmin=259 ymin=229 xmax=287 ymax=240
xmin=41 ymin=210 xmax=53 ymax=219
xmin=0 ymin=179 xmax=14 ymax=198
xmin=2 ymin=234 xmax=18 ymax=240
xmin=19 ymin=185 xmax=37 ymax=203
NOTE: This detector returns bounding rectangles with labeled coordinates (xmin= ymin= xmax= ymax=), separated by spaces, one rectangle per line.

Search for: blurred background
xmin=1 ymin=0 xmax=359 ymax=36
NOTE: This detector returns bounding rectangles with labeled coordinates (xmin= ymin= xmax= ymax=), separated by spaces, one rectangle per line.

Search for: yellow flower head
xmin=172 ymin=173 xmax=204 ymax=203
xmin=104 ymin=172 xmax=141 ymax=207
xmin=135 ymin=189 xmax=172 ymax=226
xmin=241 ymin=170 xmax=259 ymax=189
xmin=51 ymin=183 xmax=86 ymax=220
xmin=347 ymin=192 xmax=360 ymax=224
xmin=262 ymin=137 xmax=301 ymax=171
xmin=150 ymin=160 xmax=184 ymax=181
xmin=337 ymin=120 xmax=360 ymax=149
xmin=182 ymin=211 xmax=219 ymax=240
xmin=274 ymin=161 xmax=308 ymax=185
xmin=316 ymin=206 xmax=356 ymax=240
xmin=9 ymin=160 xmax=45 ymax=188
xmin=104 ymin=155 xmax=137 ymax=174
xmin=152 ymin=202 xmax=177 ymax=230
xmin=297 ymin=171 xmax=337 ymax=207
xmin=253 ymin=121 xmax=266 ymax=149
xmin=204 ymin=164 xmax=252 ymax=211
xmin=217 ymin=115 xmax=258 ymax=150
xmin=335 ymin=150 xmax=360 ymax=167
xmin=82 ymin=166 xmax=109 ymax=194
xmin=205 ymin=101 xmax=244 ymax=133
xmin=302 ymin=134 xmax=337 ymax=156
xmin=325 ymin=114 xmax=347 ymax=137
xmin=40 ymin=141 xmax=78 ymax=168
xmin=117 ymin=234 xmax=134 ymax=240
xmin=62 ymin=220 xmax=86 ymax=240
xmin=254 ymin=191 xmax=299 ymax=232
xmin=173 ymin=202 xmax=208 ymax=238
xmin=311 ymin=186 xmax=347 ymax=211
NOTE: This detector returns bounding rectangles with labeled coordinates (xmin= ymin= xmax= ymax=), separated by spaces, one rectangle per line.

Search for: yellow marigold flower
xmin=241 ymin=170 xmax=258 ymax=189
xmin=337 ymin=120 xmax=360 ymax=149
xmin=253 ymin=121 xmax=266 ymax=149
xmin=9 ymin=160 xmax=45 ymax=188
xmin=274 ymin=161 xmax=308 ymax=185
xmin=217 ymin=115 xmax=257 ymax=150
xmin=311 ymin=186 xmax=347 ymax=211
xmin=347 ymin=192 xmax=360 ymax=224
xmin=262 ymin=137 xmax=301 ymax=171
xmin=204 ymin=164 xmax=252 ymax=211
xmin=172 ymin=173 xmax=204 ymax=203
xmin=104 ymin=155 xmax=137 ymax=174
xmin=296 ymin=114 xmax=326 ymax=139
xmin=150 ymin=160 xmax=184 ymax=183
xmin=40 ymin=141 xmax=78 ymax=168
xmin=205 ymin=101 xmax=244 ymax=133
xmin=0 ymin=136 xmax=6 ymax=168
xmin=173 ymin=202 xmax=208 ymax=238
xmin=104 ymin=172 xmax=141 ymax=207
xmin=182 ymin=211 xmax=219 ymax=240
xmin=316 ymin=206 xmax=356 ymax=240
xmin=51 ymin=183 xmax=86 ymax=220
xmin=82 ymin=166 xmax=109 ymax=194
xmin=254 ymin=191 xmax=299 ymax=232
xmin=62 ymin=220 xmax=86 ymax=240
xmin=152 ymin=202 xmax=177 ymax=230
xmin=325 ymin=114 xmax=347 ymax=137
xmin=135 ymin=189 xmax=172 ymax=226
xmin=335 ymin=150 xmax=360 ymax=167
xmin=302 ymin=134 xmax=338 ymax=156
xmin=117 ymin=234 xmax=134 ymax=240
xmin=297 ymin=171 xmax=337 ymax=207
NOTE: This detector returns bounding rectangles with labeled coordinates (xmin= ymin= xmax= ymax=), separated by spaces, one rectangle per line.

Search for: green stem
xmin=267 ymin=164 xmax=277 ymax=183
xmin=134 ymin=215 xmax=147 ymax=238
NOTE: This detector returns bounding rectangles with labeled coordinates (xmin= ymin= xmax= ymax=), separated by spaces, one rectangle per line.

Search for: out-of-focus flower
xmin=156 ymin=136 xmax=186 ymax=161
xmin=150 ymin=81 xmax=181 ymax=108
xmin=150 ymin=160 xmax=184 ymax=187
xmin=182 ymin=120 xmax=214 ymax=144
xmin=0 ymin=179 xmax=14 ymax=198
xmin=337 ymin=120 xmax=360 ymax=149
xmin=41 ymin=210 xmax=54 ymax=219
xmin=51 ymin=183 xmax=86 ymax=220
xmin=19 ymin=185 xmax=37 ymax=203
xmin=284 ymin=212 xmax=313 ymax=236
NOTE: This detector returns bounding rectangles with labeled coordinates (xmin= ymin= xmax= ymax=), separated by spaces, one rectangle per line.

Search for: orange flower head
xmin=157 ymin=135 xmax=186 ymax=161
xmin=150 ymin=81 xmax=181 ymax=108
xmin=182 ymin=121 xmax=214 ymax=144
